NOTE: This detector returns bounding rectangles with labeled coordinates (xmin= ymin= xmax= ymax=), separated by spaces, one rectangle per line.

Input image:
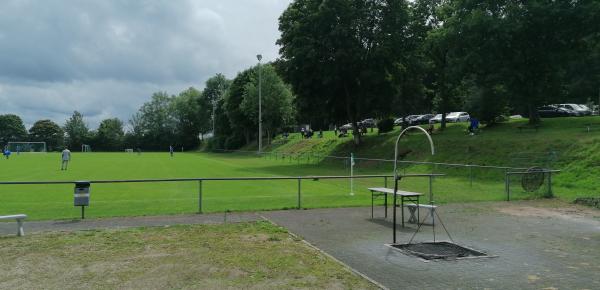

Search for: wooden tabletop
xmin=367 ymin=187 xmax=423 ymax=196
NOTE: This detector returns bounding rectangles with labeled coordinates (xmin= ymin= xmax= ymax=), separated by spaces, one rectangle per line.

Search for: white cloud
xmin=0 ymin=0 xmax=291 ymax=129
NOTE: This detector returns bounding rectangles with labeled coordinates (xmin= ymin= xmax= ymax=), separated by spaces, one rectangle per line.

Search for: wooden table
xmin=368 ymin=187 xmax=422 ymax=227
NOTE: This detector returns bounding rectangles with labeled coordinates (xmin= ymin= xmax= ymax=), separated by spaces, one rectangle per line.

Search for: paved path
xmin=263 ymin=201 xmax=600 ymax=290
xmin=0 ymin=212 xmax=260 ymax=235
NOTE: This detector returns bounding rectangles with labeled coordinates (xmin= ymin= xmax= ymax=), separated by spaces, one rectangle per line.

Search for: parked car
xmin=429 ymin=114 xmax=443 ymax=124
xmin=537 ymin=105 xmax=577 ymax=118
xmin=555 ymin=104 xmax=588 ymax=116
xmin=409 ymin=114 xmax=435 ymax=125
xmin=575 ymin=104 xmax=592 ymax=116
xmin=339 ymin=123 xmax=353 ymax=130
xmin=393 ymin=115 xmax=418 ymax=125
xmin=446 ymin=112 xmax=470 ymax=122
xmin=360 ymin=118 xmax=377 ymax=128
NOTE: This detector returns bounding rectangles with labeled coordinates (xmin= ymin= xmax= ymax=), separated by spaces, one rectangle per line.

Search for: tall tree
xmin=224 ymin=68 xmax=256 ymax=146
xmin=444 ymin=0 xmax=600 ymax=124
xmin=63 ymin=111 xmax=89 ymax=149
xmin=278 ymin=0 xmax=413 ymax=144
xmin=201 ymin=74 xmax=231 ymax=138
xmin=29 ymin=120 xmax=64 ymax=151
xmin=240 ymin=64 xmax=295 ymax=144
xmin=0 ymin=114 xmax=27 ymax=145
xmin=172 ymin=87 xmax=202 ymax=148
xmin=131 ymin=92 xmax=177 ymax=150
xmin=94 ymin=118 xmax=124 ymax=151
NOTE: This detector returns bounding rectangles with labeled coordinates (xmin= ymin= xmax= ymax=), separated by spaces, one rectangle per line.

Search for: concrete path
xmin=263 ymin=201 xmax=600 ymax=290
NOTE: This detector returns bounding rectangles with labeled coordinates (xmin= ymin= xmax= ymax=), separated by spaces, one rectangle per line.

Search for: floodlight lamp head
xmin=256 ymin=54 xmax=262 ymax=61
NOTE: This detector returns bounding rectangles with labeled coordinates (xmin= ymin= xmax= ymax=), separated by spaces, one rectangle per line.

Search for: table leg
xmin=371 ymin=191 xmax=374 ymax=219
xmin=417 ymin=196 xmax=420 ymax=225
xmin=384 ymin=193 xmax=388 ymax=218
xmin=401 ymin=196 xmax=405 ymax=228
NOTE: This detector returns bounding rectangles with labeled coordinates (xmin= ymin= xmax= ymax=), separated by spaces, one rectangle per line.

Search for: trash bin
xmin=74 ymin=181 xmax=90 ymax=206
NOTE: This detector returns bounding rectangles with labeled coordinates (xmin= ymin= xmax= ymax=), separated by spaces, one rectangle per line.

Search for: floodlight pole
xmin=257 ymin=54 xmax=263 ymax=154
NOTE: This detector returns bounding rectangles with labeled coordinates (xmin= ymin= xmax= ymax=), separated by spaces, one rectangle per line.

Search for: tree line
xmin=2 ymin=0 xmax=598 ymax=150
xmin=0 ymin=63 xmax=294 ymax=151
xmin=277 ymin=0 xmax=600 ymax=144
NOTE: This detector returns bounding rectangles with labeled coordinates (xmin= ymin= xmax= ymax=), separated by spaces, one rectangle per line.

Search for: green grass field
xmin=0 ymin=150 xmax=551 ymax=220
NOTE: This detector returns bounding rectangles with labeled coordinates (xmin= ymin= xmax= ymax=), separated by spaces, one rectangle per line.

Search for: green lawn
xmin=0 ymin=221 xmax=376 ymax=289
xmin=0 ymin=150 xmax=553 ymax=220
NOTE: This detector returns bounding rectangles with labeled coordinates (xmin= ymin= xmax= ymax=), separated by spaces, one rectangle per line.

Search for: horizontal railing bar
xmin=0 ymin=174 xmax=444 ymax=185
xmin=211 ymin=149 xmax=549 ymax=171
xmin=506 ymin=170 xmax=561 ymax=175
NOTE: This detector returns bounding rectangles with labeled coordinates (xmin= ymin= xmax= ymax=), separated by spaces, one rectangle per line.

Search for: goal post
xmin=7 ymin=142 xmax=47 ymax=153
xmin=81 ymin=144 xmax=92 ymax=152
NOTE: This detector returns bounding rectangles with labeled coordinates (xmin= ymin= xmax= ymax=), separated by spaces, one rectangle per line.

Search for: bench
xmin=517 ymin=125 xmax=540 ymax=132
xmin=404 ymin=203 xmax=437 ymax=224
xmin=0 ymin=214 xmax=27 ymax=236
xmin=584 ymin=123 xmax=600 ymax=132
xmin=368 ymin=187 xmax=422 ymax=228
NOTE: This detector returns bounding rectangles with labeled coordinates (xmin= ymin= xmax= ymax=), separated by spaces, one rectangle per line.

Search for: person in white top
xmin=61 ymin=148 xmax=71 ymax=170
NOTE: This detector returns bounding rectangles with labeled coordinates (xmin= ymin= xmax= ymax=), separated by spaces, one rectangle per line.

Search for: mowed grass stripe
xmin=0 ymin=152 xmax=542 ymax=220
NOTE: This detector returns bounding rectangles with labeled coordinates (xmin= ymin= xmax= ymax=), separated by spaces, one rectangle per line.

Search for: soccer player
xmin=169 ymin=145 xmax=174 ymax=157
xmin=61 ymin=147 xmax=71 ymax=170
xmin=3 ymin=149 xmax=11 ymax=159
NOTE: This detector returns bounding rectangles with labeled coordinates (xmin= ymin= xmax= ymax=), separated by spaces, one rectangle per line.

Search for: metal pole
xmin=297 ymin=178 xmax=301 ymax=209
xmin=506 ymin=172 xmax=510 ymax=201
xmin=469 ymin=165 xmax=473 ymax=187
xmin=198 ymin=180 xmax=203 ymax=213
xmin=384 ymin=176 xmax=388 ymax=188
xmin=81 ymin=206 xmax=85 ymax=219
xmin=257 ymin=55 xmax=262 ymax=154
xmin=547 ymin=172 xmax=553 ymax=198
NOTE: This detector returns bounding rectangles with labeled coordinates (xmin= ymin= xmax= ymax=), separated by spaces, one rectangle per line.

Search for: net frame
xmin=81 ymin=144 xmax=92 ymax=152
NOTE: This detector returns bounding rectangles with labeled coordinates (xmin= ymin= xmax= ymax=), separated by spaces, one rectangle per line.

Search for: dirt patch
xmin=495 ymin=201 xmax=600 ymax=224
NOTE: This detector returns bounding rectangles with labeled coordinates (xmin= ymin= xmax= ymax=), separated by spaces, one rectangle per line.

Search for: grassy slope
xmin=0 ymin=222 xmax=375 ymax=289
xmin=264 ymin=116 xmax=600 ymax=201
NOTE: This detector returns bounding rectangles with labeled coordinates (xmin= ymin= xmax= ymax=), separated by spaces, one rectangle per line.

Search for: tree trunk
xmin=528 ymin=104 xmax=540 ymax=124
xmin=441 ymin=112 xmax=447 ymax=130
xmin=352 ymin=121 xmax=361 ymax=145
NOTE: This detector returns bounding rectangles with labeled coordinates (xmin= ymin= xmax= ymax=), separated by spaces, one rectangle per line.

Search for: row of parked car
xmin=394 ymin=112 xmax=471 ymax=125
xmin=337 ymin=104 xmax=591 ymax=130
xmin=537 ymin=104 xmax=592 ymax=118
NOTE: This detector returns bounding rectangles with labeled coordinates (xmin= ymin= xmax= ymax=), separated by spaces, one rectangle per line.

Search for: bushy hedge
xmin=377 ymin=118 xmax=394 ymax=134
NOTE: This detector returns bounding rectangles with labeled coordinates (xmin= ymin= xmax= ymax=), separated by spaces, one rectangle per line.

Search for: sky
xmin=0 ymin=0 xmax=292 ymax=129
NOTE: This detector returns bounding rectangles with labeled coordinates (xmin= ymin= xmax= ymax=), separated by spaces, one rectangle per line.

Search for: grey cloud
xmin=0 ymin=0 xmax=290 ymax=128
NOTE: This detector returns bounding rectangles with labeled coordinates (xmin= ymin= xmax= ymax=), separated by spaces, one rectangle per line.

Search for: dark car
xmin=409 ymin=114 xmax=435 ymax=125
xmin=360 ymin=118 xmax=377 ymax=128
xmin=537 ymin=105 xmax=577 ymax=118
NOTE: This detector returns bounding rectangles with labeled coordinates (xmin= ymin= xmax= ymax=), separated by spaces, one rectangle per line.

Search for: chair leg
xmin=17 ymin=219 xmax=24 ymax=236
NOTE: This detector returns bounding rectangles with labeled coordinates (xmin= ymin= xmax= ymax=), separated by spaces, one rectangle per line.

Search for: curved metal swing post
xmin=392 ymin=126 xmax=435 ymax=244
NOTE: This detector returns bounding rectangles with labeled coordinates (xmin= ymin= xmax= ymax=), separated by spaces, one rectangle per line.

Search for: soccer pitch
xmin=0 ymin=152 xmax=393 ymax=220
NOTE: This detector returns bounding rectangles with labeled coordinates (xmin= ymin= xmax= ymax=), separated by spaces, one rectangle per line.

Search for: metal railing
xmin=210 ymin=149 xmax=553 ymax=187
xmin=504 ymin=169 xmax=561 ymax=201
xmin=0 ymin=174 xmax=443 ymax=218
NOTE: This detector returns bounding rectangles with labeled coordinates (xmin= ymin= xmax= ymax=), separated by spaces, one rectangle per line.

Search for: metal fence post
xmin=198 ymin=180 xmax=203 ymax=213
xmin=297 ymin=178 xmax=302 ymax=209
xmin=547 ymin=172 xmax=553 ymax=198
xmin=384 ymin=176 xmax=388 ymax=188
xmin=505 ymin=171 xmax=510 ymax=201
xmin=469 ymin=165 xmax=473 ymax=187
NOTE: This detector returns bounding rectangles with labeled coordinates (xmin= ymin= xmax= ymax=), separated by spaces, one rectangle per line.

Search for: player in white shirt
xmin=61 ymin=148 xmax=71 ymax=170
